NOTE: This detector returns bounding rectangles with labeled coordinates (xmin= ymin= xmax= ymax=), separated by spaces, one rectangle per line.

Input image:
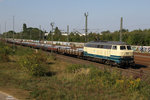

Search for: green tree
xmin=23 ymin=23 xmax=27 ymax=32
xmin=54 ymin=27 xmax=62 ymax=41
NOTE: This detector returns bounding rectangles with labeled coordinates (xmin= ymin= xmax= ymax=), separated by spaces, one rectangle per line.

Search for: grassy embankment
xmin=0 ymin=41 xmax=150 ymax=100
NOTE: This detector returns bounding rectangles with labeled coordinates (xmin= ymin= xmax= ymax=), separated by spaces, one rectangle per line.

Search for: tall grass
xmin=0 ymin=42 xmax=150 ymax=100
xmin=0 ymin=42 xmax=13 ymax=62
xmin=28 ymin=64 xmax=150 ymax=100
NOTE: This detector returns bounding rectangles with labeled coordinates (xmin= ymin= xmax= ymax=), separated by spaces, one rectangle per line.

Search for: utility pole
xmin=0 ymin=24 xmax=1 ymax=35
xmin=4 ymin=21 xmax=6 ymax=43
xmin=50 ymin=22 xmax=54 ymax=53
xmin=20 ymin=29 xmax=22 ymax=40
xmin=120 ymin=17 xmax=123 ymax=42
xmin=43 ymin=28 xmax=45 ymax=41
xmin=0 ymin=24 xmax=2 ymax=39
xmin=13 ymin=16 xmax=14 ymax=39
xmin=13 ymin=16 xmax=15 ymax=51
xmin=84 ymin=12 xmax=88 ymax=42
xmin=5 ymin=21 xmax=7 ymax=40
xmin=30 ymin=30 xmax=31 ymax=40
xmin=39 ymin=25 xmax=41 ymax=43
xmin=67 ymin=25 xmax=69 ymax=43
xmin=50 ymin=22 xmax=54 ymax=45
xmin=22 ymin=26 xmax=24 ymax=39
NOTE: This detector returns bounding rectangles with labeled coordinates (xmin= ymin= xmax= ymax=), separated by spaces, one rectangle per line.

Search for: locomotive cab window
xmin=120 ymin=46 xmax=126 ymax=50
xmin=112 ymin=46 xmax=117 ymax=50
xmin=127 ymin=46 xmax=131 ymax=50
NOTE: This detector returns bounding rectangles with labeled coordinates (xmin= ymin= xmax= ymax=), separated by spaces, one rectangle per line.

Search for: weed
xmin=0 ymin=42 xmax=13 ymax=62
xmin=48 ymin=53 xmax=57 ymax=61
xmin=0 ymin=42 xmax=150 ymax=100
xmin=66 ymin=64 xmax=91 ymax=73
xmin=19 ymin=51 xmax=49 ymax=76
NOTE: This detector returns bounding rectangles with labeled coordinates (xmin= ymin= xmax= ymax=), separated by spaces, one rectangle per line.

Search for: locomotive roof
xmin=85 ymin=41 xmax=126 ymax=45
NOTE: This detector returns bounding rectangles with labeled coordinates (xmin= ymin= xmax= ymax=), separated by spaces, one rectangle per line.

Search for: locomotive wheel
xmin=101 ymin=59 xmax=106 ymax=64
xmin=105 ymin=60 xmax=110 ymax=65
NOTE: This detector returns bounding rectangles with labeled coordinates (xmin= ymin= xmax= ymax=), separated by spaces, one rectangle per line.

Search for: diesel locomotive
xmin=84 ymin=41 xmax=135 ymax=66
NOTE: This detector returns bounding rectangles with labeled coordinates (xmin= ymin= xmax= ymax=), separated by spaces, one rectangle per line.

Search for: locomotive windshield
xmin=127 ymin=46 xmax=131 ymax=50
xmin=120 ymin=46 xmax=126 ymax=50
xmin=112 ymin=46 xmax=117 ymax=50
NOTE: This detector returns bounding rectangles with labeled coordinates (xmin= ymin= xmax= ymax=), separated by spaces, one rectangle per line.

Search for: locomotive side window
xmin=86 ymin=43 xmax=112 ymax=49
xmin=97 ymin=45 xmax=101 ymax=48
xmin=120 ymin=46 xmax=126 ymax=50
xmin=127 ymin=46 xmax=131 ymax=50
xmin=112 ymin=46 xmax=117 ymax=50
xmin=85 ymin=44 xmax=92 ymax=47
xmin=104 ymin=45 xmax=112 ymax=49
xmin=97 ymin=45 xmax=104 ymax=48
xmin=101 ymin=45 xmax=104 ymax=48
xmin=107 ymin=45 xmax=112 ymax=49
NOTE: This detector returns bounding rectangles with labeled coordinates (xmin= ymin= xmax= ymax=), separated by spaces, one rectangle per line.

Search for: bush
xmin=0 ymin=42 xmax=13 ymax=62
xmin=19 ymin=51 xmax=49 ymax=76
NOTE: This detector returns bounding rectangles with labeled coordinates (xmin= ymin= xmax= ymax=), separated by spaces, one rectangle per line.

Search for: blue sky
xmin=0 ymin=0 xmax=150 ymax=33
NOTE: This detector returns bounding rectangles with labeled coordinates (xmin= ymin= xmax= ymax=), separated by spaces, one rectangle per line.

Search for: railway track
xmin=53 ymin=52 xmax=150 ymax=80
xmin=2 ymin=39 xmax=150 ymax=80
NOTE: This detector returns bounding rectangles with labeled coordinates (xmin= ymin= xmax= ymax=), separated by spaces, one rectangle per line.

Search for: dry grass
xmin=0 ymin=43 xmax=150 ymax=100
xmin=0 ymin=87 xmax=31 ymax=100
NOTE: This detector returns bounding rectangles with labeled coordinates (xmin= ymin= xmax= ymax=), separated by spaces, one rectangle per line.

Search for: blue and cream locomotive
xmin=84 ymin=41 xmax=134 ymax=66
